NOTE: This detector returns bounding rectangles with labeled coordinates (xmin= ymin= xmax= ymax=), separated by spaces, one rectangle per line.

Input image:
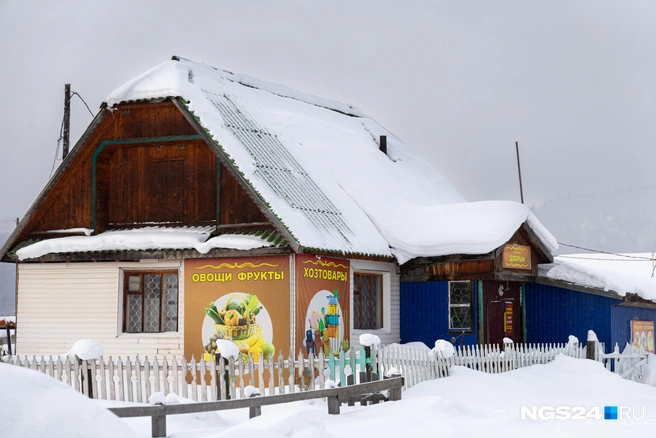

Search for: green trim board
xmin=521 ymin=282 xmax=527 ymax=342
xmin=215 ymin=156 xmax=221 ymax=226
xmin=477 ymin=280 xmax=484 ymax=343
xmin=91 ymin=135 xmax=202 ymax=230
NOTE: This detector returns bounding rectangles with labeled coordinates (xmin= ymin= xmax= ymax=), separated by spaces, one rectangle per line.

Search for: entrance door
xmin=483 ymin=281 xmax=523 ymax=344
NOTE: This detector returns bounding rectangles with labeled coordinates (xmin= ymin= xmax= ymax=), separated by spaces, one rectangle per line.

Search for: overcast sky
xmin=1 ymin=1 xmax=655 ymax=236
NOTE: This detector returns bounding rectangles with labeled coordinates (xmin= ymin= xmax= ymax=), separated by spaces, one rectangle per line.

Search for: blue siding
xmin=525 ymin=282 xmax=622 ymax=351
xmin=401 ymin=281 xmax=478 ymax=347
xmin=610 ymin=306 xmax=656 ymax=351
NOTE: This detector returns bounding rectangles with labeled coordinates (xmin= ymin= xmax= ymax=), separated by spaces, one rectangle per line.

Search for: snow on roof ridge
xmin=103 ymin=58 xmax=557 ymax=262
xmin=107 ymin=57 xmax=366 ymax=117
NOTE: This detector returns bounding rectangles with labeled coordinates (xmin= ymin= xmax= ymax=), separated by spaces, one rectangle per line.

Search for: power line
xmin=49 ymin=114 xmax=66 ymax=178
xmin=71 ymin=91 xmax=95 ymax=117
xmin=557 ymin=242 xmax=654 ymax=261
xmin=48 ymin=89 xmax=95 ymax=178
xmin=557 ymin=255 xmax=655 ymax=262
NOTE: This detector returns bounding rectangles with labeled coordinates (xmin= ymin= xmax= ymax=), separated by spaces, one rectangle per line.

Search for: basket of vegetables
xmin=204 ymin=294 xmax=262 ymax=341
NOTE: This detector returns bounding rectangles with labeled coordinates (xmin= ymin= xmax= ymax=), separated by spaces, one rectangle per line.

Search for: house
xmin=0 ymin=56 xmax=559 ymax=359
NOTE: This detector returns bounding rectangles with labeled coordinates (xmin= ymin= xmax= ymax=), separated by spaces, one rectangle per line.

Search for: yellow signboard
xmin=183 ymin=256 xmax=290 ymax=362
xmin=502 ymin=244 xmax=531 ymax=270
xmin=631 ymin=320 xmax=655 ymax=353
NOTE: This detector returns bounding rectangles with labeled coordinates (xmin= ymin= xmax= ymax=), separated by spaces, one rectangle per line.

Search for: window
xmin=448 ymin=281 xmax=473 ymax=331
xmin=123 ymin=271 xmax=179 ymax=333
xmin=354 ymin=273 xmax=383 ymax=330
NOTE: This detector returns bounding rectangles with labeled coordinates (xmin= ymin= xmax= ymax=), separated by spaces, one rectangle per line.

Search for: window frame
xmin=448 ymin=280 xmax=474 ymax=333
xmin=353 ymin=272 xmax=385 ymax=331
xmin=122 ymin=270 xmax=179 ymax=334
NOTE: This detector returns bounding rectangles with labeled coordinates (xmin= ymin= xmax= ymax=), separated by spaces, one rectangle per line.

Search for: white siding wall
xmin=16 ymin=261 xmax=184 ymax=357
xmin=350 ymin=260 xmax=400 ymax=349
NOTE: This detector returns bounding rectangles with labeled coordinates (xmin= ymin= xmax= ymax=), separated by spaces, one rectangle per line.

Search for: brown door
xmin=483 ymin=280 xmax=522 ymax=344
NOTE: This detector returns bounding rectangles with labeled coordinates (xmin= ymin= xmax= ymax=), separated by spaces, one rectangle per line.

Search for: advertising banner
xmin=295 ymin=255 xmax=350 ymax=357
xmin=630 ymin=320 xmax=655 ymax=353
xmin=184 ymin=256 xmax=290 ymax=362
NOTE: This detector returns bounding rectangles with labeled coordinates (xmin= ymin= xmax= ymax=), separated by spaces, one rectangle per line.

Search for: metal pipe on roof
xmin=379 ymin=135 xmax=387 ymax=155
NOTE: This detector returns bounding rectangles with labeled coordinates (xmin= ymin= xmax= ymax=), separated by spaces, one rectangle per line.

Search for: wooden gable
xmin=400 ymin=224 xmax=553 ymax=282
xmin=1 ymin=99 xmax=281 ymax=262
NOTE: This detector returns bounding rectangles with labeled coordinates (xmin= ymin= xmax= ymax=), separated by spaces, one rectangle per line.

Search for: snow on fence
xmin=6 ymin=340 xmax=646 ymax=401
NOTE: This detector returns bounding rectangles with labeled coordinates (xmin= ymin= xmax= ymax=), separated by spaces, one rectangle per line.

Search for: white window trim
xmin=116 ymin=262 xmax=182 ymax=338
xmin=448 ymin=280 xmax=473 ymax=331
xmin=351 ymin=260 xmax=392 ymax=336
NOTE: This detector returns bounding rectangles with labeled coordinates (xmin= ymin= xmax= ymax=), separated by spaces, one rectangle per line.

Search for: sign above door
xmin=502 ymin=244 xmax=531 ymax=270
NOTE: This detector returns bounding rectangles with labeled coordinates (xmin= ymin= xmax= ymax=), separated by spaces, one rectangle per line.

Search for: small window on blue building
xmin=449 ymin=281 xmax=472 ymax=332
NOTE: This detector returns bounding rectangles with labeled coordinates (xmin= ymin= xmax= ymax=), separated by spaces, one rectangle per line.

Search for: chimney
xmin=379 ymin=135 xmax=387 ymax=155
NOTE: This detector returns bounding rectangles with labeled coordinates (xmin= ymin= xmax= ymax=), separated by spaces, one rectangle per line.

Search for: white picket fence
xmin=381 ymin=342 xmax=588 ymax=389
xmin=4 ymin=347 xmax=383 ymax=403
xmin=599 ymin=343 xmax=651 ymax=383
xmin=5 ymin=341 xmax=648 ymax=401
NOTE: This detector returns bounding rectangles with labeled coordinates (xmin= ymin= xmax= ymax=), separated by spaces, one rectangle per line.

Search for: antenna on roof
xmin=62 ymin=84 xmax=71 ymax=159
xmin=515 ymin=141 xmax=524 ymax=204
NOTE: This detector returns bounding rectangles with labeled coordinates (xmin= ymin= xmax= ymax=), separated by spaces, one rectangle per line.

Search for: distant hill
xmin=533 ymin=186 xmax=656 ymax=255
xmin=0 ymin=231 xmax=15 ymax=316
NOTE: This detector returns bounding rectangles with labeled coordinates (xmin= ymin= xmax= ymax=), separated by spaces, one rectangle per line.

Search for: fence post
xmin=214 ymin=353 xmax=230 ymax=400
xmin=389 ymin=374 xmax=402 ymax=401
xmin=327 ymin=396 xmax=340 ymax=415
xmin=248 ymin=391 xmax=262 ymax=419
xmin=76 ymin=357 xmax=94 ymax=399
xmin=364 ymin=346 xmax=372 ymax=382
xmin=586 ymin=330 xmax=599 ymax=361
xmin=152 ymin=414 xmax=166 ymax=438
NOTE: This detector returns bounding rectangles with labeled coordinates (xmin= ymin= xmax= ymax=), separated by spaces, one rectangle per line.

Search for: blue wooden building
xmin=400 ymin=223 xmax=553 ymax=347
xmin=401 ymin=252 xmax=656 ymax=352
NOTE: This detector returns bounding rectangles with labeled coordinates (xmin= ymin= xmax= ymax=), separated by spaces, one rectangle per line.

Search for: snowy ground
xmin=4 ymin=355 xmax=656 ymax=437
xmin=113 ymin=355 xmax=656 ymax=438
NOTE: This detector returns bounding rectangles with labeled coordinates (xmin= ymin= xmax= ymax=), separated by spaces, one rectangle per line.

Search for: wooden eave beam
xmin=12 ymin=245 xmax=293 ymax=263
xmin=534 ymin=275 xmax=624 ymax=300
xmin=301 ymin=248 xmax=394 ymax=263
xmin=401 ymin=250 xmax=498 ymax=269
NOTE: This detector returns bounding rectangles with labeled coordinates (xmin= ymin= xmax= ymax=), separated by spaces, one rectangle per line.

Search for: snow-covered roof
xmin=543 ymin=253 xmax=656 ymax=302
xmin=103 ymin=57 xmax=557 ymax=262
xmin=15 ymin=227 xmax=277 ymax=261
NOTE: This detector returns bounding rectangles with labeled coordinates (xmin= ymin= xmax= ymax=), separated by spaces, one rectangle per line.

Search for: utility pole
xmin=62 ymin=84 xmax=71 ymax=159
xmin=515 ymin=141 xmax=524 ymax=204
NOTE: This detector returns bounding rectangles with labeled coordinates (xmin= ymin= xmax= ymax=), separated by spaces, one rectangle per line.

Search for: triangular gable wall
xmin=1 ymin=99 xmax=293 ymax=261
